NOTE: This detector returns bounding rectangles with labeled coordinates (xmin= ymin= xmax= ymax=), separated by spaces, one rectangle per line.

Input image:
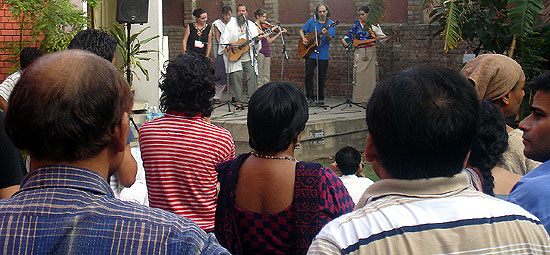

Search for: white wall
xmin=131 ymin=0 xmax=163 ymax=108
xmin=89 ymin=0 xmax=164 ymax=109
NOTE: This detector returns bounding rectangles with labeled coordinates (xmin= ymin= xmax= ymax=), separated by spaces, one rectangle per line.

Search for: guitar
xmin=344 ymin=34 xmax=404 ymax=50
xmin=344 ymin=38 xmax=376 ymax=50
xmin=225 ymin=28 xmax=273 ymax=62
xmin=297 ymin=19 xmax=339 ymax=59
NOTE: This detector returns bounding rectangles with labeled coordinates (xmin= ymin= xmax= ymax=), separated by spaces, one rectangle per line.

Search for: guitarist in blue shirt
xmin=299 ymin=3 xmax=336 ymax=105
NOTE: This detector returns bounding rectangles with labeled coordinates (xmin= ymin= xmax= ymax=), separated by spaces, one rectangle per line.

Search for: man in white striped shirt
xmin=308 ymin=66 xmax=550 ymax=254
xmin=0 ymin=47 xmax=42 ymax=112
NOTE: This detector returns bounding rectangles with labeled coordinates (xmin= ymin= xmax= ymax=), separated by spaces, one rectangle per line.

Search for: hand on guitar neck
xmin=297 ymin=20 xmax=339 ymax=59
xmin=225 ymin=28 xmax=273 ymax=61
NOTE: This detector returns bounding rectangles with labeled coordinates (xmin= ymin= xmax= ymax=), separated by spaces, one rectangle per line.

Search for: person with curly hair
xmin=464 ymin=100 xmax=521 ymax=199
xmin=139 ymin=53 xmax=235 ymax=232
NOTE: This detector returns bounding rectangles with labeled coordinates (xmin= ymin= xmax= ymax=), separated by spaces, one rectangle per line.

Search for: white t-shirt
xmin=340 ymin=174 xmax=374 ymax=205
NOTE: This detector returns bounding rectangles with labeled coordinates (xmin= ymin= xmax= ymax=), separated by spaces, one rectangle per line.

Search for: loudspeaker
xmin=116 ymin=0 xmax=149 ymax=24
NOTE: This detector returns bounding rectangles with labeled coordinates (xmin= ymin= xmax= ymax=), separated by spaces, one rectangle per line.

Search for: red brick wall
xmin=164 ymin=0 xmax=468 ymax=98
xmin=0 ymin=4 xmax=38 ymax=80
xmin=0 ymin=4 xmax=21 ymax=80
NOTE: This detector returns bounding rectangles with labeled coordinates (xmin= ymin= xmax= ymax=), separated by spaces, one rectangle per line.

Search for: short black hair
xmin=222 ymin=5 xmax=232 ymax=14
xmin=248 ymin=82 xmax=308 ymax=153
xmin=359 ymin=5 xmax=370 ymax=14
xmin=68 ymin=29 xmax=118 ymax=62
xmin=5 ymin=50 xmax=132 ymax=162
xmin=20 ymin=47 xmax=43 ymax=69
xmin=237 ymin=4 xmax=247 ymax=11
xmin=528 ymin=71 xmax=550 ymax=93
xmin=468 ymin=100 xmax=508 ymax=196
xmin=366 ymin=66 xmax=479 ymax=180
xmin=335 ymin=146 xmax=361 ymax=175
xmin=193 ymin=8 xmax=207 ymax=18
xmin=159 ymin=53 xmax=215 ymax=117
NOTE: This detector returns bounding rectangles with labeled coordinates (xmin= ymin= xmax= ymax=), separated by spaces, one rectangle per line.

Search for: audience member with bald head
xmin=461 ymin=54 xmax=541 ymax=175
xmin=68 ymin=28 xmax=137 ymax=190
xmin=0 ymin=50 xmax=229 ymax=254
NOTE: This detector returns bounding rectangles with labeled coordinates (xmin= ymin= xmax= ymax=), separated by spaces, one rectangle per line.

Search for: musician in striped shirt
xmin=140 ymin=53 xmax=235 ymax=232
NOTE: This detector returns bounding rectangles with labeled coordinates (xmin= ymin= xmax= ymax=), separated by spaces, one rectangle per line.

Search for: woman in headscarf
xmin=461 ymin=54 xmax=541 ymax=175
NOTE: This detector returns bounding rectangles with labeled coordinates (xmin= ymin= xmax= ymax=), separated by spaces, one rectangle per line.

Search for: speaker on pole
xmin=116 ymin=0 xmax=149 ymax=24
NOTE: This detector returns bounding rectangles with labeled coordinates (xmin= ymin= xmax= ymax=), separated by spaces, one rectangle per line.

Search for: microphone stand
xmin=279 ymin=22 xmax=289 ymax=81
xmin=243 ymin=14 xmax=257 ymax=101
xmin=311 ymin=14 xmax=327 ymax=108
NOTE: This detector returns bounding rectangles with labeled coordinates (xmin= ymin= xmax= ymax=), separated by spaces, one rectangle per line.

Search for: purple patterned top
xmin=215 ymin=153 xmax=354 ymax=255
xmin=259 ymin=37 xmax=271 ymax=57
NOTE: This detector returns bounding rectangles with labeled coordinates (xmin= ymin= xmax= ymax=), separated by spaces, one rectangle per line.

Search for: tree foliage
xmin=426 ymin=0 xmax=514 ymax=54
xmin=1 ymin=0 xmax=89 ymax=67
xmin=365 ymin=0 xmax=386 ymax=28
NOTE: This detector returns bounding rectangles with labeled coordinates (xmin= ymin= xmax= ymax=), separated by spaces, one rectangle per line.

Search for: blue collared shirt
xmin=509 ymin=160 xmax=550 ymax=234
xmin=301 ymin=18 xmax=336 ymax=60
xmin=0 ymin=165 xmax=229 ymax=254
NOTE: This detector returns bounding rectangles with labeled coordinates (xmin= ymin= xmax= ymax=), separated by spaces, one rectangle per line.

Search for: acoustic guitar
xmin=344 ymin=34 xmax=404 ymax=50
xmin=344 ymin=38 xmax=376 ymax=50
xmin=225 ymin=28 xmax=273 ymax=62
xmin=297 ymin=19 xmax=339 ymax=59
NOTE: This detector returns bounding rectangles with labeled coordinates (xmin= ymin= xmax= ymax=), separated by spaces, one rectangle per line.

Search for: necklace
xmin=194 ymin=23 xmax=206 ymax=37
xmin=251 ymin=151 xmax=297 ymax=161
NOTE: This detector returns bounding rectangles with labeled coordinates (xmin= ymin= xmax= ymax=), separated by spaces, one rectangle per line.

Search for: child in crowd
xmin=330 ymin=146 xmax=374 ymax=205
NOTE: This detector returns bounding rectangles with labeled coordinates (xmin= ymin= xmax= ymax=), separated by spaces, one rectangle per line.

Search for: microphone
xmin=241 ymin=14 xmax=248 ymax=22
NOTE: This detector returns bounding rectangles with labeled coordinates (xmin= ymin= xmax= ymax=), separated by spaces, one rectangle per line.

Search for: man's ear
xmin=365 ymin=134 xmax=378 ymax=163
xmin=113 ymin=112 xmax=129 ymax=153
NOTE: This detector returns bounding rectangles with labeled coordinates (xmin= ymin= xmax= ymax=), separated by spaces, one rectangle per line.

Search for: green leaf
xmin=365 ymin=0 xmax=386 ymax=28
xmin=442 ymin=0 xmax=461 ymax=50
xmin=508 ymin=0 xmax=544 ymax=40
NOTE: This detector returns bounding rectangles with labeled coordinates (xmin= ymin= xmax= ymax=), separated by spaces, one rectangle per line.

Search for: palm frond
xmin=508 ymin=0 xmax=543 ymax=40
xmin=442 ymin=0 xmax=461 ymax=51
xmin=365 ymin=0 xmax=386 ymax=27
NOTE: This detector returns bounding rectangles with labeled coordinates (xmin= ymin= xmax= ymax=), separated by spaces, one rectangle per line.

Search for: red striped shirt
xmin=139 ymin=113 xmax=235 ymax=231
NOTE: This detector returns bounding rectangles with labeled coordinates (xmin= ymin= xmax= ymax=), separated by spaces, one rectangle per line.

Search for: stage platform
xmin=210 ymin=97 xmax=368 ymax=161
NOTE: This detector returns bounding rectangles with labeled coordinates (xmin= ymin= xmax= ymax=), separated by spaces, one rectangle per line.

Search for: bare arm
xmin=299 ymin=29 xmax=308 ymax=44
xmin=214 ymin=25 xmax=222 ymax=44
xmin=114 ymin=144 xmax=137 ymax=187
xmin=182 ymin=24 xmax=190 ymax=53
xmin=266 ymin=28 xmax=286 ymax=44
xmin=0 ymin=97 xmax=7 ymax=112
xmin=206 ymin=26 xmax=212 ymax=57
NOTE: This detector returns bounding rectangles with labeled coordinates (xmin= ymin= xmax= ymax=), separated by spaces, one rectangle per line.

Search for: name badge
xmin=195 ymin=40 xmax=204 ymax=48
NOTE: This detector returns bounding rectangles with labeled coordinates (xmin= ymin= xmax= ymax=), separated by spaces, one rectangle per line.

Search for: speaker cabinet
xmin=116 ymin=0 xmax=149 ymax=24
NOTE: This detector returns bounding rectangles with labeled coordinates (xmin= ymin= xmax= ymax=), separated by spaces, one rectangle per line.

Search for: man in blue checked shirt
xmin=299 ymin=3 xmax=336 ymax=105
xmin=0 ymin=50 xmax=229 ymax=254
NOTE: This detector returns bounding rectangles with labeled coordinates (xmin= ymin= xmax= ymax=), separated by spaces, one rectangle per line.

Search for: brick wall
xmin=0 ymin=4 xmax=38 ymax=81
xmin=0 ymin=4 xmax=22 ymax=80
xmin=164 ymin=22 xmax=466 ymax=98
xmin=164 ymin=0 xmax=468 ymax=98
